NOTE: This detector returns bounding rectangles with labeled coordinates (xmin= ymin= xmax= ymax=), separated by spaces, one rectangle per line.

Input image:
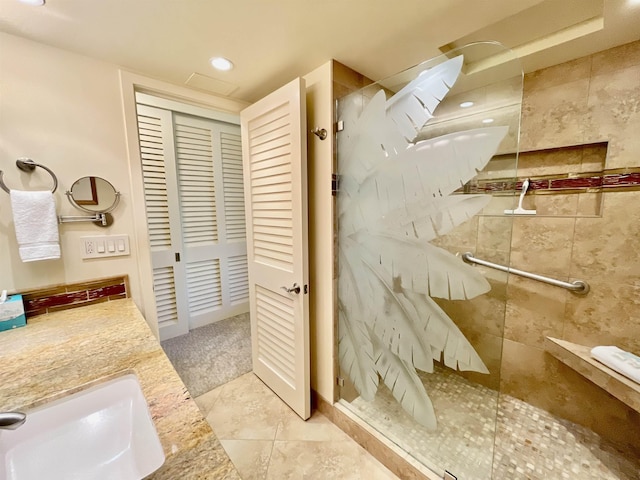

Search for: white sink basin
xmin=0 ymin=374 xmax=165 ymax=480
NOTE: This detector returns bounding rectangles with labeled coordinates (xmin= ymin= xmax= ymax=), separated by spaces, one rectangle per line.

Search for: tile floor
xmin=195 ymin=372 xmax=400 ymax=480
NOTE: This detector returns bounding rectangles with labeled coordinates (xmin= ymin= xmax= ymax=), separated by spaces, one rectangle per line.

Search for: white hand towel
xmin=10 ymin=190 xmax=61 ymax=262
xmin=591 ymin=345 xmax=640 ymax=385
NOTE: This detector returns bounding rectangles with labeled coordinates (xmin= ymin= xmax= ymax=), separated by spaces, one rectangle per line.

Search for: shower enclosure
xmin=335 ymin=41 xmax=640 ymax=480
xmin=336 ymin=42 xmax=522 ymax=480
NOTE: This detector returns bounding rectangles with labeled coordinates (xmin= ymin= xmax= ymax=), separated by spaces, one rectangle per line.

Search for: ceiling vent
xmin=185 ymin=72 xmax=238 ymax=97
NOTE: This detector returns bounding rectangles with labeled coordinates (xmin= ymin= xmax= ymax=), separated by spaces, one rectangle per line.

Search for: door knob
xmin=281 ymin=283 xmax=301 ymax=294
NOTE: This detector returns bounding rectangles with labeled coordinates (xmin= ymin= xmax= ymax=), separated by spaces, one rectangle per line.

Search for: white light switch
xmin=81 ymin=235 xmax=130 ymax=259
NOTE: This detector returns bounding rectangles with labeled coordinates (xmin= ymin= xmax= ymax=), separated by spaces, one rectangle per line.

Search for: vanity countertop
xmin=0 ymin=298 xmax=240 ymax=479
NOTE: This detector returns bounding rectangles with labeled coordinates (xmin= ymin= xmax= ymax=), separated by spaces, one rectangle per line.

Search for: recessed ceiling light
xmin=482 ymin=118 xmax=494 ymax=124
xmin=18 ymin=0 xmax=45 ymax=5
xmin=210 ymin=57 xmax=234 ymax=71
xmin=459 ymin=101 xmax=474 ymax=108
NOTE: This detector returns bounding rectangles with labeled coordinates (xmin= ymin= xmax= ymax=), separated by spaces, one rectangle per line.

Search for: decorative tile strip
xmin=19 ymin=275 xmax=129 ymax=318
xmin=603 ymin=172 xmax=640 ymax=187
xmin=549 ymin=176 xmax=603 ymax=190
xmin=462 ymin=168 xmax=640 ymax=195
xmin=26 ymin=291 xmax=90 ymax=311
xmin=87 ymin=283 xmax=127 ymax=300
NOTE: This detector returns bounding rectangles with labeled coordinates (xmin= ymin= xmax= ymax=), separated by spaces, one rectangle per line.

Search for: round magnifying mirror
xmin=69 ymin=176 xmax=119 ymax=213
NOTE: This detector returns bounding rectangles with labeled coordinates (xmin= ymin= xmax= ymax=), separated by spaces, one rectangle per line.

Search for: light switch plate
xmin=81 ymin=235 xmax=130 ymax=259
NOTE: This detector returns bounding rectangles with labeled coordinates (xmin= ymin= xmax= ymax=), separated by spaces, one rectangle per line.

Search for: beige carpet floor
xmin=161 ymin=312 xmax=252 ymax=397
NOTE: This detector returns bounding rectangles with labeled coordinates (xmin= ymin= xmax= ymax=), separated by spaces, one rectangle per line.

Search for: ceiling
xmin=1 ymin=0 xmax=639 ymax=103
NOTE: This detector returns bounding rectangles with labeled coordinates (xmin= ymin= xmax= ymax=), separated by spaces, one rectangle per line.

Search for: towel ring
xmin=0 ymin=158 xmax=58 ymax=194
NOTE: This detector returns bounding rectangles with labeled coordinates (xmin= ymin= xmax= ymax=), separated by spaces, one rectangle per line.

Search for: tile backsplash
xmin=19 ymin=275 xmax=129 ymax=318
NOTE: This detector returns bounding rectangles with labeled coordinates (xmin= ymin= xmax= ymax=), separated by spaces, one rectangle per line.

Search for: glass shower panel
xmin=336 ymin=42 xmax=523 ymax=479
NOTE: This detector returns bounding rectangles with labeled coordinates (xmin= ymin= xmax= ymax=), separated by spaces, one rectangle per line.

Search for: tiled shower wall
xmin=500 ymin=40 xmax=640 ymax=455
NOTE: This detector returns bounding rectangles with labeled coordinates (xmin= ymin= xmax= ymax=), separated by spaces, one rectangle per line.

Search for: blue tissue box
xmin=0 ymin=294 xmax=26 ymax=332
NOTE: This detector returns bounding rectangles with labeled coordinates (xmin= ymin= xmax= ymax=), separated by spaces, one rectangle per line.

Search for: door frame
xmin=120 ymin=70 xmax=248 ymax=337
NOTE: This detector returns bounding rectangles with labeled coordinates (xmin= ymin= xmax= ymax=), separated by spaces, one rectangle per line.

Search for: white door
xmin=137 ymin=105 xmax=190 ymax=339
xmin=241 ymin=78 xmax=310 ymax=420
xmin=136 ymin=103 xmax=249 ymax=340
xmin=172 ymin=113 xmax=249 ymax=331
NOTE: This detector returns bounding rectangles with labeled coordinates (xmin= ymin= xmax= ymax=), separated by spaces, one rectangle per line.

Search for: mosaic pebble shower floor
xmin=345 ymin=366 xmax=639 ymax=480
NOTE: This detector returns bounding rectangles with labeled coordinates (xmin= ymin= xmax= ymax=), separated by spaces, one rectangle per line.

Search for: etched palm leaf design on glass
xmin=337 ymin=55 xmax=508 ymax=430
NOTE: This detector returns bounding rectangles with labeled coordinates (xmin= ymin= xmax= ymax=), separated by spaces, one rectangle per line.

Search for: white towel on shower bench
xmin=591 ymin=345 xmax=640 ymax=385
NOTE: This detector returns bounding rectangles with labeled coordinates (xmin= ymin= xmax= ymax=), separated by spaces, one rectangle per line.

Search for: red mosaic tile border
xmin=464 ymin=169 xmax=640 ymax=195
xmin=18 ymin=276 xmax=129 ymax=318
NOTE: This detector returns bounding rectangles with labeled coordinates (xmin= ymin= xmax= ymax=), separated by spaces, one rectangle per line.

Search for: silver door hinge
xmin=332 ymin=174 xmax=339 ymax=196
xmin=336 ymin=377 xmax=345 ymax=387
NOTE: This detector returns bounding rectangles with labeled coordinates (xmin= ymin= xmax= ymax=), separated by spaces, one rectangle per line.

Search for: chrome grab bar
xmin=462 ymin=252 xmax=590 ymax=295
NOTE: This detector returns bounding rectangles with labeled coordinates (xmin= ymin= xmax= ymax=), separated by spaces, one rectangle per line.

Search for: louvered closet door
xmin=173 ymin=113 xmax=248 ymax=330
xmin=136 ymin=103 xmax=249 ymax=341
xmin=136 ymin=104 xmax=190 ymax=339
xmin=241 ymin=78 xmax=310 ymax=420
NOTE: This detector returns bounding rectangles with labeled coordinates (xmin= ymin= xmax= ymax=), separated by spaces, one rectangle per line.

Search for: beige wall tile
xmin=517 ymin=147 xmax=583 ymax=177
xmin=479 ymin=155 xmax=518 ymax=180
xmin=564 ymin=280 xmax=640 ymax=353
xmin=576 ymin=192 xmax=603 ymax=216
xmin=520 ymin=77 xmax=591 ymax=151
xmin=457 ymin=331 xmax=503 ymax=390
xmin=579 ymin=143 xmax=607 ymax=172
xmin=477 ymin=217 xmax=513 ymax=252
xmin=435 ymin=277 xmax=507 ymax=339
xmin=431 ymin=215 xmax=479 ymax=253
xmin=571 ymin=191 xmax=640 ymax=285
xmin=510 ymin=217 xmax=576 ymax=277
xmin=585 ymin=64 xmax=640 ymax=169
xmin=524 ymin=56 xmax=591 ymax=93
xmin=504 ymin=275 xmax=566 ymax=348
xmin=481 ymin=195 xmax=517 ymax=216
xmin=529 ymin=193 xmax=579 ymax=216
xmin=333 ymin=60 xmax=373 ymax=92
xmin=590 ymin=39 xmax=640 ymax=76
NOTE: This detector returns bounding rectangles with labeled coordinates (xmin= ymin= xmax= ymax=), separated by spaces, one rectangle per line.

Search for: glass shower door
xmin=335 ymin=42 xmax=523 ymax=479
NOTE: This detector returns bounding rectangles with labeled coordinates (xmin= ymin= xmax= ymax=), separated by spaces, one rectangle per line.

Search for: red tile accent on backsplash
xmin=25 ymin=291 xmax=89 ymax=312
xmin=88 ymin=283 xmax=127 ymax=300
xmin=20 ymin=275 xmax=129 ymax=319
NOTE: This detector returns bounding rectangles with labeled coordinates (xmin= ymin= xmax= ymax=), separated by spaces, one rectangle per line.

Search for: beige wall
xmin=0 ymin=32 xmax=142 ymax=304
xmin=304 ymin=60 xmax=373 ymax=403
xmin=303 ymin=62 xmax=334 ymax=402
xmin=0 ymin=33 xmax=247 ymax=336
xmin=500 ymin=39 xmax=640 ymax=455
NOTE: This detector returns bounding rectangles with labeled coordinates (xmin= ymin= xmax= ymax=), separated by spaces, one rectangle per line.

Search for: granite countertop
xmin=0 ymin=298 xmax=239 ymax=480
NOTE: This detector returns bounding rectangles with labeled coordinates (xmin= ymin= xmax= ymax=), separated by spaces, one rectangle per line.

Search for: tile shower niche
xmin=470 ymin=142 xmax=611 ymax=218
